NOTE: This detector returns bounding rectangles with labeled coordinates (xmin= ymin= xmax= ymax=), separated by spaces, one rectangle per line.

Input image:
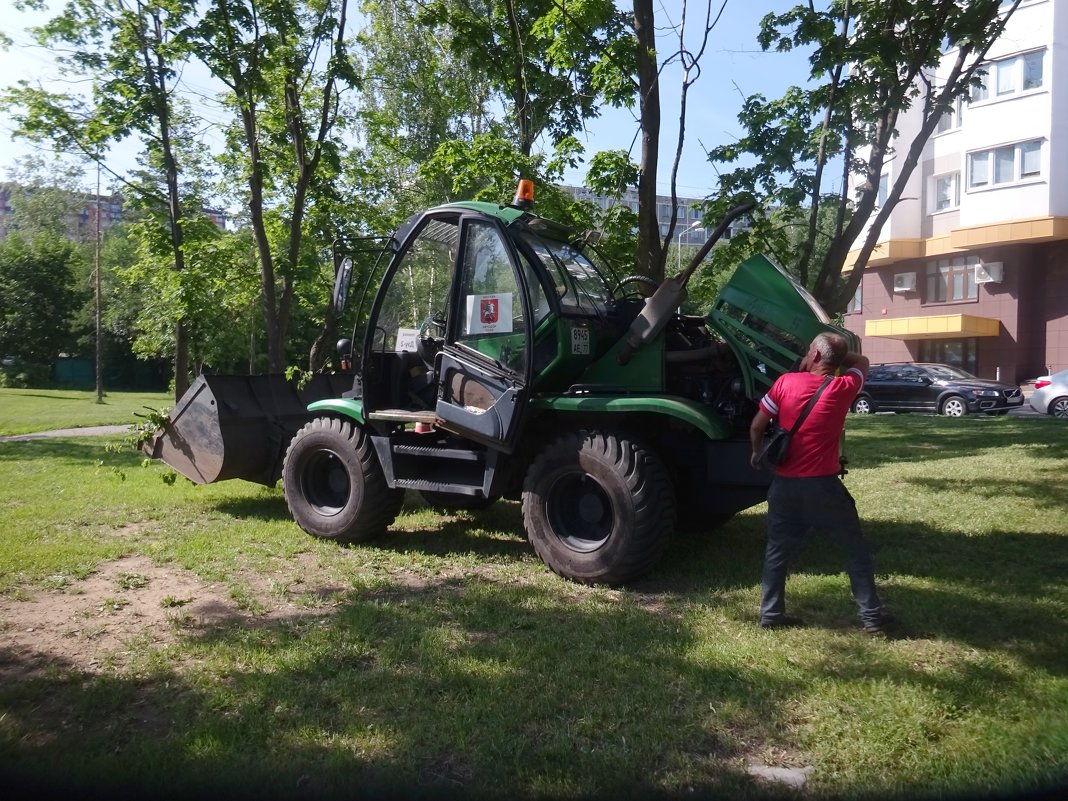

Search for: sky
xmin=0 ymin=1 xmax=813 ymax=201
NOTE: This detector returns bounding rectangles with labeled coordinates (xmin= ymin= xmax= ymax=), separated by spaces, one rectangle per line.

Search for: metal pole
xmin=94 ymin=159 xmax=103 ymax=403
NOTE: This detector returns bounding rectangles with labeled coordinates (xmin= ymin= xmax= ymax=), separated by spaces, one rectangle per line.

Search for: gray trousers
xmin=760 ymin=474 xmax=883 ymax=626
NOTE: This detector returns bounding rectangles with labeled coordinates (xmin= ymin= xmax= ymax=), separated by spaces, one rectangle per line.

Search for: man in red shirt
xmin=749 ymin=332 xmax=894 ymax=633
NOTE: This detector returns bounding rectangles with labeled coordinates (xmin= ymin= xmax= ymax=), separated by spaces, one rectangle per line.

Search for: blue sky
xmin=0 ymin=1 xmax=811 ymax=200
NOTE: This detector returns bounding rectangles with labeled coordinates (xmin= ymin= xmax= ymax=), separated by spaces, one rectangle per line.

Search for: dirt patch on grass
xmin=0 ymin=555 xmax=318 ymax=680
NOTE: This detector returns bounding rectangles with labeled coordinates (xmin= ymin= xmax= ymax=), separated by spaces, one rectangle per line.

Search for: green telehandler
xmin=144 ymin=182 xmax=856 ymax=585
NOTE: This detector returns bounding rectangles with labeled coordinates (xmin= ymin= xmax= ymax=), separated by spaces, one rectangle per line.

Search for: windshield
xmin=519 ymin=232 xmax=615 ymax=315
xmin=924 ymin=364 xmax=976 ymax=380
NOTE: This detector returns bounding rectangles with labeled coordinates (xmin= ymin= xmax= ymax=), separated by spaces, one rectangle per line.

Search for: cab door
xmin=434 ymin=217 xmax=533 ymax=452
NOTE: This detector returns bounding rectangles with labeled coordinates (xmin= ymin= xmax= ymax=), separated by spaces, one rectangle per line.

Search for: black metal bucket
xmin=143 ymin=373 xmax=355 ymax=486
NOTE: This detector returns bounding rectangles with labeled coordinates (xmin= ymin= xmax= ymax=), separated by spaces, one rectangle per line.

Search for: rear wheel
xmin=940 ymin=395 xmax=968 ymax=417
xmin=521 ymin=430 xmax=675 ymax=586
xmin=851 ymin=394 xmax=874 ymax=414
xmin=283 ymin=417 xmax=404 ymax=543
xmin=1049 ymin=396 xmax=1068 ymax=418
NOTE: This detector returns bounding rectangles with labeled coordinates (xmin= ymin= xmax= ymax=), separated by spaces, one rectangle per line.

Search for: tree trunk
xmin=633 ymin=0 xmax=663 ymax=279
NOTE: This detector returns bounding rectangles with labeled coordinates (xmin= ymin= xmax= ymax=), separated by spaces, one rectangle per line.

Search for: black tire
xmin=419 ymin=491 xmax=498 ymax=512
xmin=940 ymin=395 xmax=968 ymax=417
xmin=1049 ymin=396 xmax=1068 ymax=418
xmin=282 ymin=417 xmax=404 ymax=543
xmin=851 ymin=394 xmax=874 ymax=414
xmin=521 ymin=429 xmax=675 ymax=586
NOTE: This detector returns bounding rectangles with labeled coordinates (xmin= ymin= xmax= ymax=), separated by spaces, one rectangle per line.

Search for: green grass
xmin=0 ymin=411 xmax=1066 ymax=799
xmin=0 ymin=387 xmax=173 ymax=436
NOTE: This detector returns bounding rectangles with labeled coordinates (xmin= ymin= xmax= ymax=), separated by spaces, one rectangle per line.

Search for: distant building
xmin=0 ymin=184 xmax=228 ymax=241
xmin=846 ymin=0 xmax=1067 ymax=381
xmin=559 ymin=185 xmax=748 ymax=245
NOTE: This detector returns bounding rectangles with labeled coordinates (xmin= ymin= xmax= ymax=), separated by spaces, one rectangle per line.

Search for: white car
xmin=1029 ymin=368 xmax=1068 ymax=418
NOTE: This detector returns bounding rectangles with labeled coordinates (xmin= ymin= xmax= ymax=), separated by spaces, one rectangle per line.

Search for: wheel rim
xmin=300 ymin=449 xmax=350 ymax=516
xmin=943 ymin=398 xmax=965 ymax=417
xmin=854 ymin=398 xmax=871 ymax=414
xmin=1052 ymin=398 xmax=1068 ymax=418
xmin=545 ymin=472 xmax=613 ymax=552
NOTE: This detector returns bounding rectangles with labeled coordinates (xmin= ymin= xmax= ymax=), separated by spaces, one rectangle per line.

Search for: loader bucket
xmin=143 ymin=373 xmax=355 ymax=487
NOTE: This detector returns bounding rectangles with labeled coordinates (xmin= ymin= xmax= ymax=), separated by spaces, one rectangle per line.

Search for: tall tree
xmin=4 ymin=0 xmax=203 ymax=399
xmin=0 ymin=232 xmax=83 ymax=369
xmin=710 ymin=0 xmax=1020 ymax=311
xmin=189 ymin=0 xmax=360 ymax=374
xmin=420 ymin=0 xmax=628 ymax=158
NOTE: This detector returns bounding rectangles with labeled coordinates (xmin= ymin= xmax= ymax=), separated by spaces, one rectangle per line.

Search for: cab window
xmin=458 ymin=222 xmax=528 ymax=374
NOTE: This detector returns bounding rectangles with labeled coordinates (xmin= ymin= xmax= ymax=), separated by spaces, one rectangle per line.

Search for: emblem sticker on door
xmin=465 ymin=293 xmax=513 ymax=334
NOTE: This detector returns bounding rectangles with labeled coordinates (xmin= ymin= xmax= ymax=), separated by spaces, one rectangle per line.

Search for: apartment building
xmin=560 ymin=185 xmax=748 ymax=246
xmin=845 ymin=0 xmax=1067 ymax=382
xmin=0 ymin=184 xmax=229 ymax=241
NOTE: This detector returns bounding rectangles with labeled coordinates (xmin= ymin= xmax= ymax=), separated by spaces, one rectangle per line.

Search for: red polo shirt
xmin=759 ymin=368 xmax=864 ymax=477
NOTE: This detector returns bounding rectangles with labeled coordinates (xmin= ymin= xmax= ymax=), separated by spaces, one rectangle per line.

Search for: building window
xmin=919 ymin=338 xmax=978 ymax=375
xmin=848 ymin=283 xmax=862 ymax=314
xmin=658 ymin=203 xmax=670 ymax=220
xmin=926 ymin=256 xmax=978 ymax=303
xmin=933 ymin=172 xmax=960 ymax=212
xmin=876 ymin=174 xmax=889 ymax=207
xmin=1021 ymin=140 xmax=1041 ymax=177
xmin=934 ymin=97 xmax=962 ymax=134
xmin=970 ymin=50 xmax=1044 ymax=103
xmin=968 ymin=139 xmax=1043 ymax=189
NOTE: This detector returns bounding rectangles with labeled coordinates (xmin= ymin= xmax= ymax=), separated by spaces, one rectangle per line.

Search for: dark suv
xmin=852 ymin=362 xmax=1024 ymax=416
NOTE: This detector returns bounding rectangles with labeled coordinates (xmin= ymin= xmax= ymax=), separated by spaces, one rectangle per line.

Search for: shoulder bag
xmin=757 ymin=376 xmax=833 ymax=468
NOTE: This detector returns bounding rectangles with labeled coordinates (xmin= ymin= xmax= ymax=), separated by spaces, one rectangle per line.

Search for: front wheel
xmin=851 ymin=394 xmax=874 ymax=414
xmin=283 ymin=417 xmax=404 ymax=543
xmin=1048 ymin=396 xmax=1068 ymax=418
xmin=940 ymin=396 xmax=969 ymax=417
xmin=521 ymin=430 xmax=675 ymax=586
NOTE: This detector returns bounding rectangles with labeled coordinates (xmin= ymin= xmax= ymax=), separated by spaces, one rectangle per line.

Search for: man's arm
xmin=840 ymin=351 xmax=870 ymax=378
xmin=749 ymin=407 xmax=773 ymax=470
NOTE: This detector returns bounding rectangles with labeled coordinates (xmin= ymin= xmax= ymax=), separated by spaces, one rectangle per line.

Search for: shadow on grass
xmin=2 ymin=570 xmax=1064 ymax=801
xmin=0 ymin=583 xmax=784 ymax=801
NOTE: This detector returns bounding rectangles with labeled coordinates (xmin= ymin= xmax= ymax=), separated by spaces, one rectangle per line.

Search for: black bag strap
xmin=786 ymin=377 xmax=833 ymax=435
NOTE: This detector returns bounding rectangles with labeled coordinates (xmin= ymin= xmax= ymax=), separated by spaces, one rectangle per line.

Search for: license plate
xmin=571 ymin=327 xmax=590 ymax=355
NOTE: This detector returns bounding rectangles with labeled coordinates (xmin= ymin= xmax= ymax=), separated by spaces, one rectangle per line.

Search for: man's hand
xmin=749 ymin=407 xmax=772 ymax=469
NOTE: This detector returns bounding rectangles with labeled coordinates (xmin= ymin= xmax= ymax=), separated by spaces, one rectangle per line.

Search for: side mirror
xmin=332 ymin=256 xmax=353 ymax=314
xmin=337 ymin=338 xmax=353 ymax=372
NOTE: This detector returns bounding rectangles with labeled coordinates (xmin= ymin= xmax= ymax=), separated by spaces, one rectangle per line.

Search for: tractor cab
xmin=334 ymin=186 xmax=634 ymax=454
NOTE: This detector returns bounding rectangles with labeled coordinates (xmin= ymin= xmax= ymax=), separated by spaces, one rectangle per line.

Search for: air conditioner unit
xmin=975 ymin=261 xmax=1003 ymax=284
xmin=893 ymin=271 xmax=917 ymax=292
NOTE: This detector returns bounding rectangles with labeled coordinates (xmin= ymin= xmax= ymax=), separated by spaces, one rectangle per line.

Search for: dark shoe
xmin=760 ymin=615 xmax=805 ymax=630
xmin=862 ymin=613 xmax=898 ymax=634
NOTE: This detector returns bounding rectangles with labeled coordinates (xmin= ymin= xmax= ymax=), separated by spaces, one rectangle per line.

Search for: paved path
xmin=0 ymin=424 xmax=134 ymax=443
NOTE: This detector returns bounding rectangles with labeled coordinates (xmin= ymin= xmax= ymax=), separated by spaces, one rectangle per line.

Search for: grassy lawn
xmin=0 ymin=388 xmax=173 ymax=436
xmin=0 ymin=410 xmax=1066 ymax=799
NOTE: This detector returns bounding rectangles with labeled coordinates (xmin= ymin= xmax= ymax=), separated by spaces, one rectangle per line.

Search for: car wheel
xmin=521 ymin=429 xmax=675 ymax=586
xmin=1049 ymin=396 xmax=1068 ymax=418
xmin=851 ymin=395 xmax=874 ymax=414
xmin=283 ymin=417 xmax=404 ymax=543
xmin=940 ymin=395 xmax=968 ymax=417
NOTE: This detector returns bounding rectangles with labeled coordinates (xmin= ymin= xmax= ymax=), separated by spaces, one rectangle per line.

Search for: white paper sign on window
xmin=465 ymin=293 xmax=513 ymax=335
xmin=395 ymin=327 xmax=420 ymax=352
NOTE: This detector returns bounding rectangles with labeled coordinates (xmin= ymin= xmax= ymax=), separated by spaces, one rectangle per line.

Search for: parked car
xmin=1029 ymin=368 xmax=1068 ymax=418
xmin=851 ymin=362 xmax=1025 ymax=416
